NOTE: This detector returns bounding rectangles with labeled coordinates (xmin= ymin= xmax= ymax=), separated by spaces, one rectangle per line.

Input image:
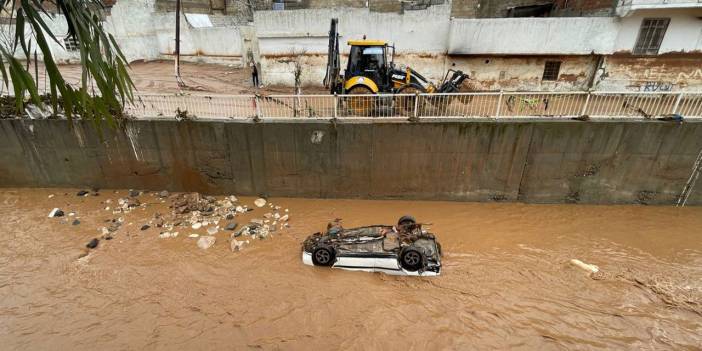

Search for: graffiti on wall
xmin=642 ymin=81 xmax=673 ymax=92
xmin=677 ymin=69 xmax=702 ymax=82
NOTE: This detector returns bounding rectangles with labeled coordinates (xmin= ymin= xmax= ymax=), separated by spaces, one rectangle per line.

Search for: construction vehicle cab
xmin=344 ymin=40 xmax=392 ymax=94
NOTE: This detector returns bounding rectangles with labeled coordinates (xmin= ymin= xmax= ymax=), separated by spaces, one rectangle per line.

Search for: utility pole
xmin=174 ymin=0 xmax=185 ymax=87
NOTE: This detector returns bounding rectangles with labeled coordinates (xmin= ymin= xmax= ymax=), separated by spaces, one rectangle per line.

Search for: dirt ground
xmin=28 ymin=60 xmax=328 ymax=96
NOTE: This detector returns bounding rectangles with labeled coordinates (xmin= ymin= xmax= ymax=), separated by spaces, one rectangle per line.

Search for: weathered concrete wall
xmin=595 ymin=55 xmax=702 ymax=92
xmin=447 ymin=17 xmax=620 ymax=55
xmin=1 ymin=119 xmax=700 ymax=205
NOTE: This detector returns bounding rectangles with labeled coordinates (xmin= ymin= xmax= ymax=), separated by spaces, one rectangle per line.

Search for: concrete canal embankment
xmin=1 ymin=119 xmax=700 ymax=205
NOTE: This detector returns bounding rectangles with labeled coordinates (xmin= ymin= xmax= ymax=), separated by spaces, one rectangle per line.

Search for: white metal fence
xmin=123 ymin=91 xmax=702 ymax=120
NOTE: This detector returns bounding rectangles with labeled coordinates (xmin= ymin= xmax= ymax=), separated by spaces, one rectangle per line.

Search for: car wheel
xmin=397 ymin=215 xmax=416 ymax=227
xmin=312 ymin=245 xmax=335 ymax=266
xmin=400 ymin=246 xmax=425 ymax=271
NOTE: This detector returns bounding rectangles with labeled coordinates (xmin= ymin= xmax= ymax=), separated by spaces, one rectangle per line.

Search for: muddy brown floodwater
xmin=1 ymin=188 xmax=701 ymax=350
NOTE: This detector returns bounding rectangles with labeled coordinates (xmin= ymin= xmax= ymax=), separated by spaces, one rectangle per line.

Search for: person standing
xmin=251 ymin=62 xmax=259 ymax=88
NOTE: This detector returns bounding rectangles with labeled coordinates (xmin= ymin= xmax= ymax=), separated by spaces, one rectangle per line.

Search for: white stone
xmin=570 ymin=259 xmax=599 ymax=274
xmin=207 ymin=227 xmax=218 ymax=235
xmin=254 ymin=198 xmax=267 ymax=207
xmin=192 ymin=222 xmax=202 ymax=230
xmin=188 ymin=233 xmax=199 ymax=238
xmin=197 ymin=236 xmax=216 ymax=249
xmin=279 ymin=214 xmax=289 ymax=222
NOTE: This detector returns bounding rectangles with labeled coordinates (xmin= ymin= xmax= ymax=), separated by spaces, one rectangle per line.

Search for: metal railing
xmin=123 ymin=91 xmax=702 ymax=120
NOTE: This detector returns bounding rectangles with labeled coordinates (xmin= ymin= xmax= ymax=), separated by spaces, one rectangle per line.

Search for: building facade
xmin=5 ymin=0 xmax=702 ymax=91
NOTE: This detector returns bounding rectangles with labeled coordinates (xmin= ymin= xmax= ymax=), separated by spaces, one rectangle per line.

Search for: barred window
xmin=542 ymin=61 xmax=561 ymax=81
xmin=64 ymin=35 xmax=79 ymax=51
xmin=633 ymin=18 xmax=669 ymax=55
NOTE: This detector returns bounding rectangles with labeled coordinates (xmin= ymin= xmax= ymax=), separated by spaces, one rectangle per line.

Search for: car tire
xmin=397 ymin=215 xmax=416 ymax=227
xmin=399 ymin=246 xmax=425 ymax=272
xmin=312 ymin=245 xmax=335 ymax=266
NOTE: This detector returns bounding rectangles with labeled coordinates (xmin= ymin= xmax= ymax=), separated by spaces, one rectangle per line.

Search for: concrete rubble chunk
xmin=254 ymin=198 xmax=267 ymax=207
xmin=48 ymin=208 xmax=64 ymax=217
xmin=197 ymin=236 xmax=216 ymax=249
xmin=230 ymin=238 xmax=248 ymax=252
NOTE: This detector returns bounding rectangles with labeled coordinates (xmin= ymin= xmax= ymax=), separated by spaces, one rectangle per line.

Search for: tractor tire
xmin=345 ymin=85 xmax=375 ymax=116
xmin=396 ymin=84 xmax=426 ymax=116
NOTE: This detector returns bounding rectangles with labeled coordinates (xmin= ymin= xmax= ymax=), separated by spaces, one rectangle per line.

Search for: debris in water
xmin=76 ymin=190 xmax=89 ymax=196
xmin=570 ymin=259 xmax=599 ymax=274
xmin=140 ymin=224 xmax=150 ymax=231
xmin=72 ymin=219 xmax=80 ymax=226
xmin=207 ymin=227 xmax=218 ymax=235
xmin=230 ymin=238 xmax=249 ymax=252
xmin=197 ymin=236 xmax=216 ymax=249
xmin=159 ymin=232 xmax=179 ymax=239
xmin=129 ymin=190 xmax=140 ymax=197
xmin=254 ymin=198 xmax=267 ymax=207
xmin=48 ymin=208 xmax=64 ymax=217
xmin=86 ymin=238 xmax=99 ymax=249
xmin=192 ymin=222 xmax=202 ymax=230
xmin=225 ymin=222 xmax=238 ymax=231
xmin=159 ymin=190 xmax=170 ymax=198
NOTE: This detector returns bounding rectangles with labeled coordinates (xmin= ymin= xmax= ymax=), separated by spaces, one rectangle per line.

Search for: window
xmin=633 ymin=18 xmax=670 ymax=55
xmin=542 ymin=61 xmax=561 ymax=81
xmin=64 ymin=35 xmax=78 ymax=51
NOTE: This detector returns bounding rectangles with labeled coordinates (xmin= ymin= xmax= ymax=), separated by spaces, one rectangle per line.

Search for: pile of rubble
xmin=47 ymin=190 xmax=290 ymax=253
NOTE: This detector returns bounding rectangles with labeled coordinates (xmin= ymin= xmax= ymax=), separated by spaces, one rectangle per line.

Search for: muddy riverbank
xmin=1 ymin=188 xmax=701 ymax=350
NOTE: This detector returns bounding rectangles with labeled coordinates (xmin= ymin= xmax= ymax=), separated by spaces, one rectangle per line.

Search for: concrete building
xmin=3 ymin=0 xmax=702 ymax=91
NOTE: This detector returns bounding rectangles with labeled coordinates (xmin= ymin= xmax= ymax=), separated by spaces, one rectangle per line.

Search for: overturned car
xmin=302 ymin=216 xmax=442 ymax=276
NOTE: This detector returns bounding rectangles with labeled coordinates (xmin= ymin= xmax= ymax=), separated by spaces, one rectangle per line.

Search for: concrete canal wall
xmin=1 ymin=119 xmax=700 ymax=205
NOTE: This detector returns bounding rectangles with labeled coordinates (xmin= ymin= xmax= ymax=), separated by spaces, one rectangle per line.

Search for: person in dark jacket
xmin=251 ymin=62 xmax=259 ymax=88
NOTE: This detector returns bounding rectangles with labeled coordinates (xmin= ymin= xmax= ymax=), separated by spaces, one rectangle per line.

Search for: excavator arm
xmin=323 ymin=18 xmax=342 ymax=94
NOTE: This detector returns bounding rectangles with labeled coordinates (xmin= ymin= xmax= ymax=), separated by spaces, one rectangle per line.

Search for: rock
xmin=188 ymin=233 xmax=199 ymax=238
xmin=197 ymin=236 xmax=216 ymax=249
xmin=251 ymin=218 xmax=264 ymax=225
xmin=68 ymin=212 xmax=75 ymax=217
xmin=72 ymin=219 xmax=80 ymax=226
xmin=230 ymin=239 xmax=248 ymax=252
xmin=140 ymin=224 xmax=150 ymax=231
xmin=273 ymin=213 xmax=281 ymax=219
xmin=226 ymin=213 xmax=235 ymax=220
xmin=77 ymin=190 xmax=89 ymax=196
xmin=246 ymin=208 xmax=254 ymax=212
xmin=129 ymin=190 xmax=140 ymax=197
xmin=254 ymin=198 xmax=267 ymax=207
xmin=159 ymin=190 xmax=169 ymax=198
xmin=48 ymin=194 xmax=54 ymax=198
xmin=48 ymin=208 xmax=64 ymax=217
xmin=570 ymin=259 xmax=599 ymax=274
xmin=207 ymin=227 xmax=218 ymax=235
xmin=225 ymin=222 xmax=238 ymax=231
xmin=86 ymin=238 xmax=99 ymax=249
xmin=159 ymin=232 xmax=179 ymax=239
xmin=192 ymin=222 xmax=202 ymax=230
xmin=235 ymin=206 xmax=245 ymax=213
xmin=279 ymin=214 xmax=289 ymax=222
xmin=105 ymin=207 xmax=111 ymax=211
